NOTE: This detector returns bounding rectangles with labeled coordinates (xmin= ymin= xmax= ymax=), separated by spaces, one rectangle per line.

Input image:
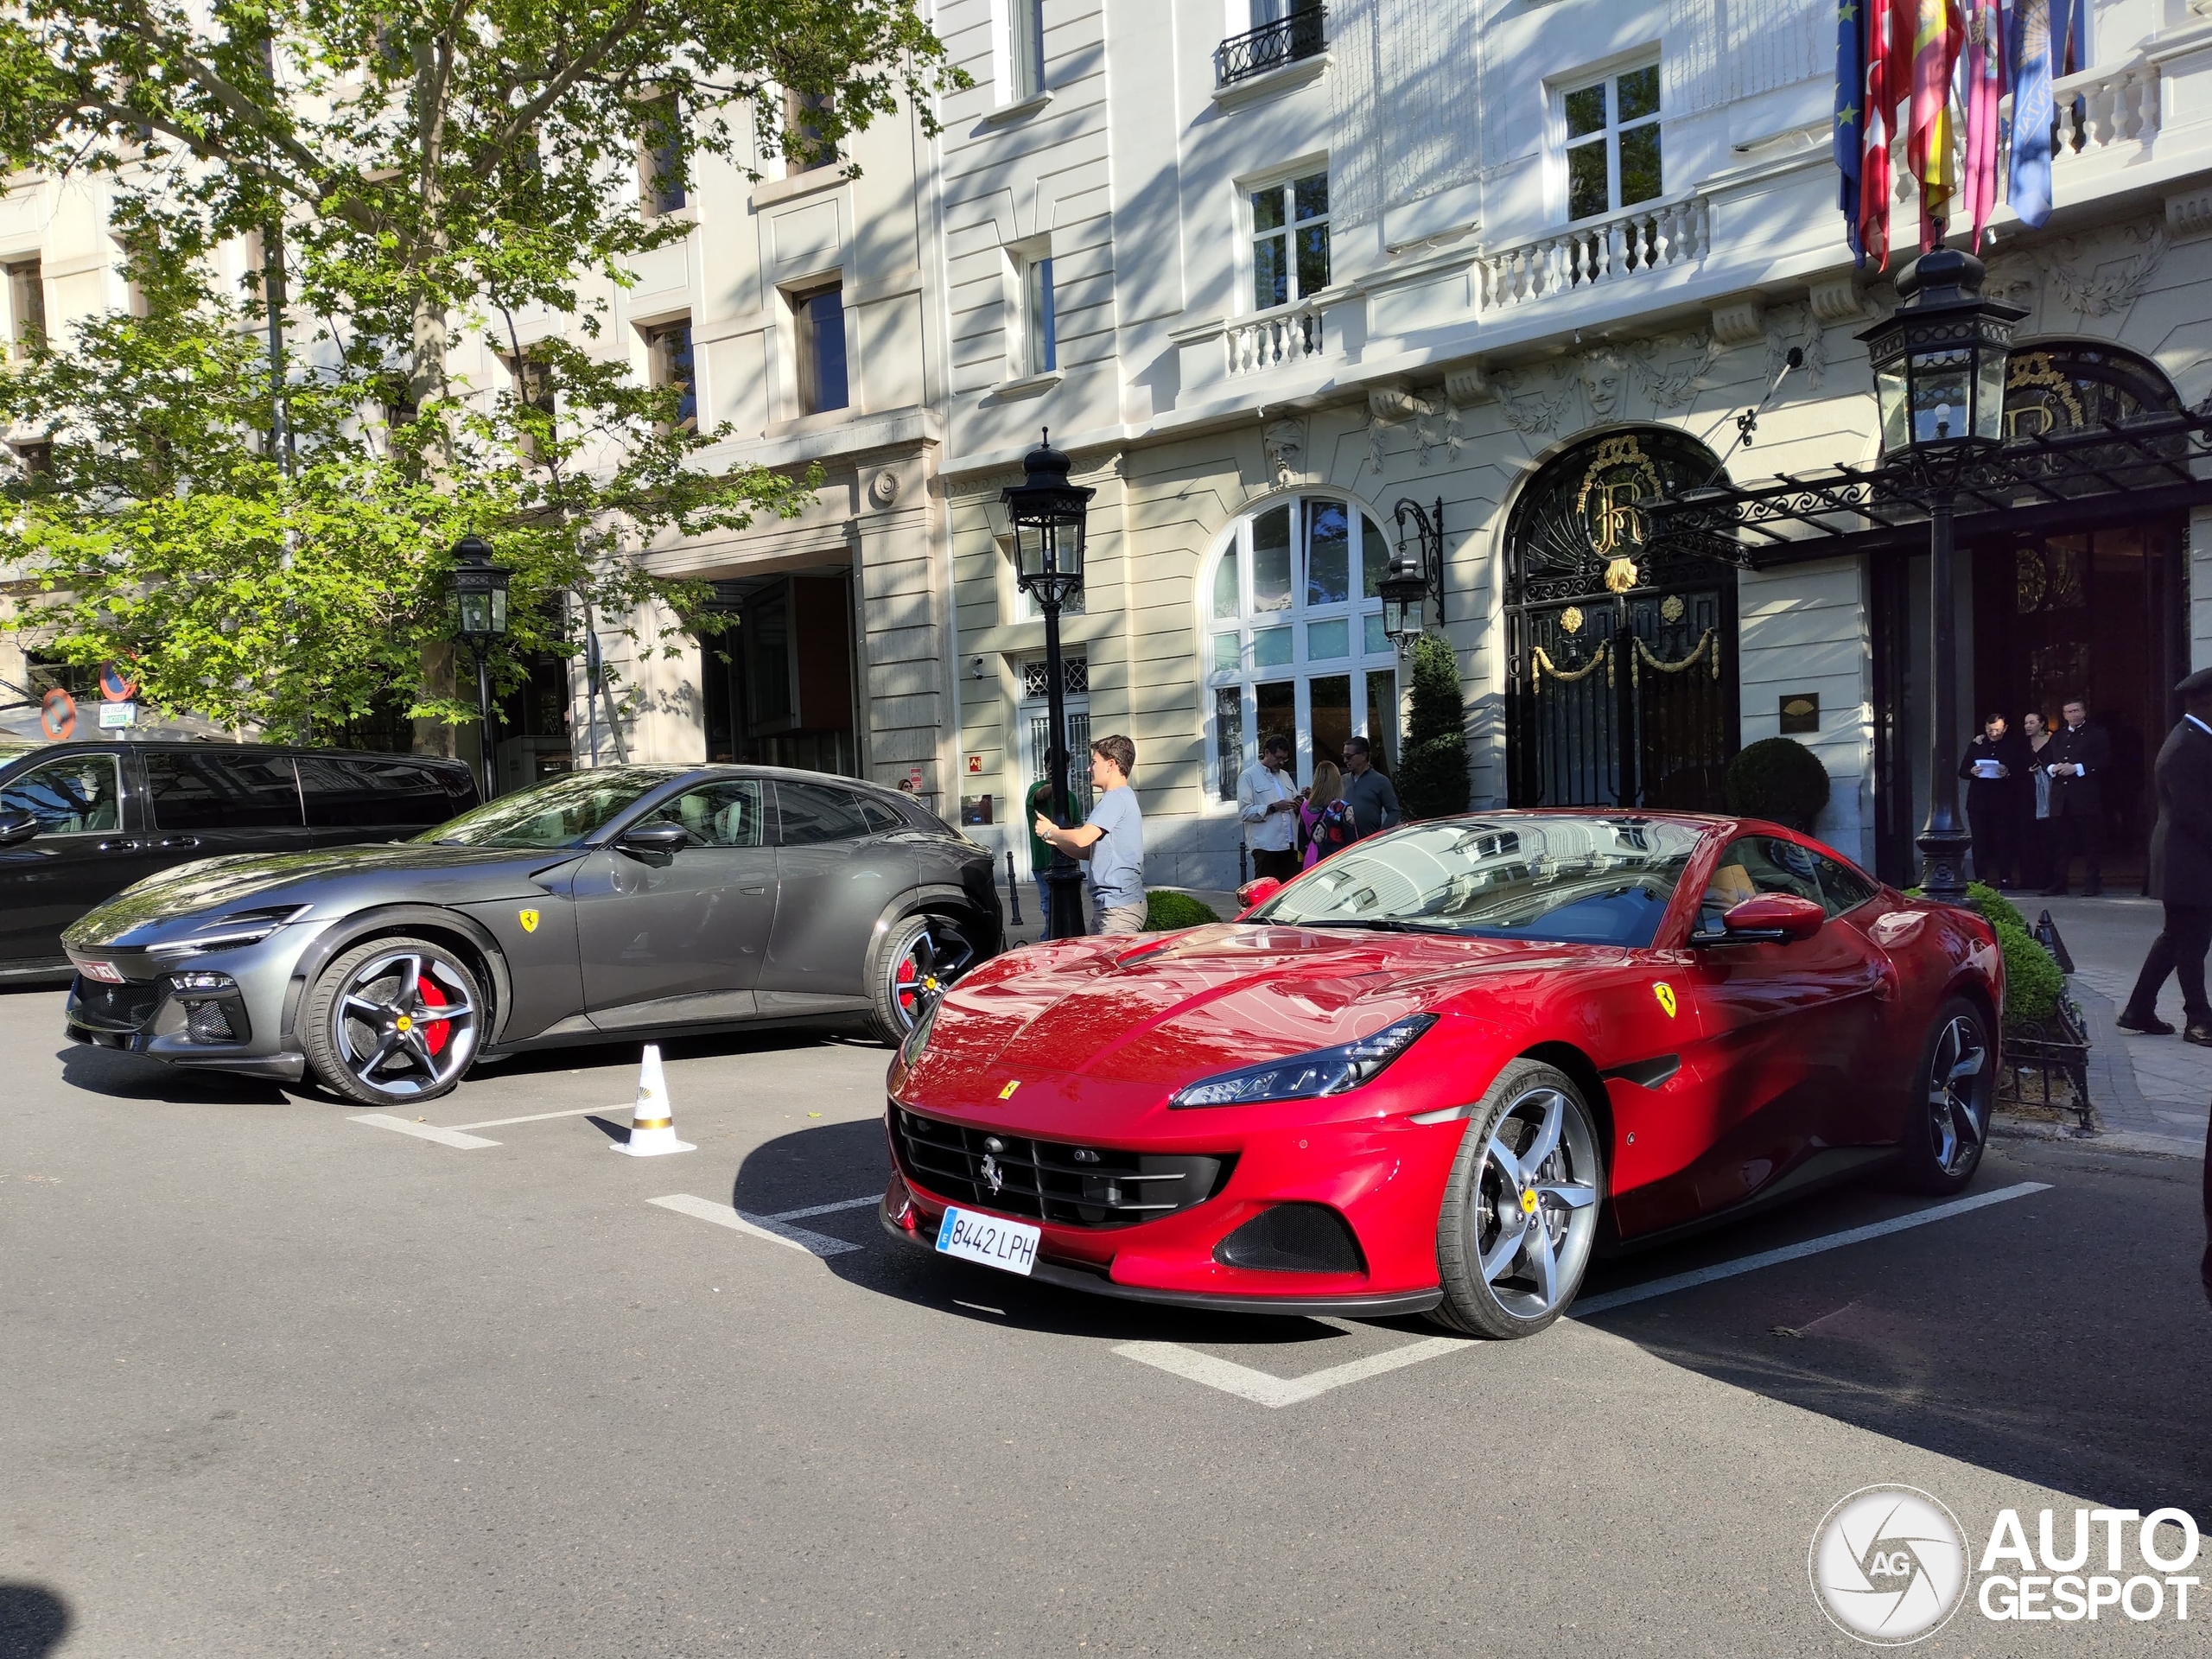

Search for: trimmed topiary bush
xmin=1145 ymin=890 xmax=1220 ymax=931
xmin=1725 ymin=737 xmax=1830 ymax=832
xmin=1991 ymin=918 xmax=2063 ymax=1027
xmin=1967 ymin=880 xmax=2027 ymax=936
xmin=1395 ymin=632 xmax=1471 ymax=821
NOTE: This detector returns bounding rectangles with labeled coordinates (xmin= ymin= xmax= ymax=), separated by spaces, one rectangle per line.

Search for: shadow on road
xmin=0 ymin=1582 xmax=70 ymax=1659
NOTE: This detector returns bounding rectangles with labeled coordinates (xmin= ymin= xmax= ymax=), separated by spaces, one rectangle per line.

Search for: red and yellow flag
xmin=1908 ymin=0 xmax=1966 ymax=248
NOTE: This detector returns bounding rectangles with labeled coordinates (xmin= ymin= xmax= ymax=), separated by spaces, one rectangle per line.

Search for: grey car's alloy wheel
xmin=303 ymin=936 xmax=485 ymax=1107
xmin=1895 ymin=995 xmax=1992 ymax=1194
xmin=1430 ymin=1059 xmax=1603 ymax=1338
xmin=868 ymin=914 xmax=976 ymax=1044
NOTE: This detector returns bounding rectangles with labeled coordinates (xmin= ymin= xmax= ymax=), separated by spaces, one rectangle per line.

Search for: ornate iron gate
xmin=1505 ymin=429 xmax=1738 ymax=810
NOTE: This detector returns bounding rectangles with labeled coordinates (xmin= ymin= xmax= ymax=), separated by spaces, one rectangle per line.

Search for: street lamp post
xmin=1001 ymin=431 xmax=1093 ymax=942
xmin=449 ymin=534 xmax=512 ymax=804
xmin=1380 ymin=497 xmax=1446 ymax=654
xmin=1855 ymin=248 xmax=2024 ymax=904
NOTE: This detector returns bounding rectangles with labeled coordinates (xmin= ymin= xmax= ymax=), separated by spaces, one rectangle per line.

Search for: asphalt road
xmin=3 ymin=982 xmax=2208 ymax=1658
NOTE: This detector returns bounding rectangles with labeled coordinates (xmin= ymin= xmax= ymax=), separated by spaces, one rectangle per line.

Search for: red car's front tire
xmin=1429 ymin=1059 xmax=1604 ymax=1338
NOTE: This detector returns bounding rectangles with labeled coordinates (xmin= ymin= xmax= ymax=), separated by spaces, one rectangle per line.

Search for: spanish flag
xmin=1908 ymin=0 xmax=1965 ymax=248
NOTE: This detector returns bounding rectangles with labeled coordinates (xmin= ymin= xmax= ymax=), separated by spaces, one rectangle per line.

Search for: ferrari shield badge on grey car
xmin=61 ymin=766 xmax=1001 ymax=1105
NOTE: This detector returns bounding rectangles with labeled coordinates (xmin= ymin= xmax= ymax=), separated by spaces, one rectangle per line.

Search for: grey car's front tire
xmin=302 ymin=935 xmax=486 ymax=1107
xmin=1428 ymin=1060 xmax=1605 ymax=1339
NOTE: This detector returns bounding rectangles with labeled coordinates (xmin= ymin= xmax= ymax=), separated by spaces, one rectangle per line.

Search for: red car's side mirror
xmin=1235 ymin=876 xmax=1283 ymax=918
xmin=1714 ymin=893 xmax=1826 ymax=944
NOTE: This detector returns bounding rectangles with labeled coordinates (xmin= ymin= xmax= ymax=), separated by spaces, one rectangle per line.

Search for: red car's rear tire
xmin=1428 ymin=1059 xmax=1604 ymax=1338
xmin=1891 ymin=995 xmax=1993 ymax=1195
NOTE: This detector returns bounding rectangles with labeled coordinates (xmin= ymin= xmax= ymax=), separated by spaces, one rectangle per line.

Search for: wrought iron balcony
xmin=1213 ymin=6 xmax=1325 ymax=89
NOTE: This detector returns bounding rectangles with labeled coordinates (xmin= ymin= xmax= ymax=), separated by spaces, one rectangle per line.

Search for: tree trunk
xmin=413 ymin=640 xmax=458 ymax=757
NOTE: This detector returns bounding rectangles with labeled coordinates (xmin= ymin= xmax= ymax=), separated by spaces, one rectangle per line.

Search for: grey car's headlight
xmin=146 ymin=904 xmax=315 ymax=960
xmin=1168 ymin=1014 xmax=1437 ymax=1109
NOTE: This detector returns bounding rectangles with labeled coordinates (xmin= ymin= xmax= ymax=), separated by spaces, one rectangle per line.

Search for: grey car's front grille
xmin=892 ymin=1106 xmax=1233 ymax=1229
xmin=71 ymin=978 xmax=162 ymax=1033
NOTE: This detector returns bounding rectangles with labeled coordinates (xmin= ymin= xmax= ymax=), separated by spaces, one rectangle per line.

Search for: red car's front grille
xmin=890 ymin=1106 xmax=1233 ymax=1230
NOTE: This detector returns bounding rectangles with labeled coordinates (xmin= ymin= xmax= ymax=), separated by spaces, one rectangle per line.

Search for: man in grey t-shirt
xmin=1035 ymin=733 xmax=1147 ymax=935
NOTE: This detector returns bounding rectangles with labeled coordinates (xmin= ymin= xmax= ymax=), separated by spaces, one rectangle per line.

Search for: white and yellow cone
xmin=610 ymin=1044 xmax=695 ymax=1157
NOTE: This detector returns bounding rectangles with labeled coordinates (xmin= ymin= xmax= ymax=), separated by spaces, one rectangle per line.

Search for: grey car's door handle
xmin=740 ymin=885 xmax=768 ymax=894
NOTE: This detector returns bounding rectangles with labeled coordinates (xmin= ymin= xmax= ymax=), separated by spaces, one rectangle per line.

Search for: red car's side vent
xmin=889 ymin=1106 xmax=1234 ymax=1230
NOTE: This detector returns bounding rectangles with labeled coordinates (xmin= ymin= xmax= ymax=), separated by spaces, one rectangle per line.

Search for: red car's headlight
xmin=1168 ymin=1014 xmax=1437 ymax=1109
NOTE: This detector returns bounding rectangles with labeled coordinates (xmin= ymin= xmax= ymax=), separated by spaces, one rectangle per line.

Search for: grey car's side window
xmin=641 ymin=780 xmax=766 ymax=848
xmin=774 ymin=781 xmax=871 ymax=846
xmin=2 ymin=753 xmax=123 ymax=834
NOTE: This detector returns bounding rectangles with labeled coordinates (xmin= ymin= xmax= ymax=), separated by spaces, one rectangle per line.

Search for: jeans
xmin=1033 ymin=874 xmax=1052 ymax=920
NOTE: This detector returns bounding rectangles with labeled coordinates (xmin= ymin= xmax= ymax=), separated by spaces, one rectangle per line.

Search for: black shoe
xmin=2186 ymin=1025 xmax=2212 ymax=1048
xmin=2116 ymin=1011 xmax=2176 ymax=1035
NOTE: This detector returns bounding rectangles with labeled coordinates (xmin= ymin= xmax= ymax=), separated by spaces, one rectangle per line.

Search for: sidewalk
xmin=2030 ymin=893 xmax=2211 ymax=1160
xmin=995 ymin=883 xmax=1239 ymax=948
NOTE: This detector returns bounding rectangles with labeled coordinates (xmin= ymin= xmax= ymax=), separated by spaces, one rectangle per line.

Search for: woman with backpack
xmin=1300 ymin=760 xmax=1355 ymax=868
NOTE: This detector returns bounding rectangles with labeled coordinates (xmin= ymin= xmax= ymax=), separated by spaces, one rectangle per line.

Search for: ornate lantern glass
xmin=1001 ymin=432 xmax=1093 ymax=605
xmin=1858 ymin=249 xmax=2024 ymax=461
xmin=450 ymin=534 xmax=512 ymax=643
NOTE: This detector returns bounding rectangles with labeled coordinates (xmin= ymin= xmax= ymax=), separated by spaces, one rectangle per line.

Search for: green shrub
xmin=1395 ymin=632 xmax=1471 ymax=821
xmin=1967 ymin=881 xmax=2027 ymax=936
xmin=1146 ymin=890 xmax=1220 ymax=931
xmin=1725 ymin=737 xmax=1831 ymax=831
xmin=1993 ymin=918 xmax=2063 ymax=1027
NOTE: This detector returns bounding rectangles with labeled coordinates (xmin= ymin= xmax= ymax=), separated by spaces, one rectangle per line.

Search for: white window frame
xmin=1553 ymin=54 xmax=1662 ymax=226
xmin=1002 ymin=238 xmax=1057 ymax=381
xmin=1198 ymin=492 xmax=1402 ymax=808
xmin=1007 ymin=0 xmax=1046 ymax=102
xmin=1237 ymin=158 xmax=1331 ymax=319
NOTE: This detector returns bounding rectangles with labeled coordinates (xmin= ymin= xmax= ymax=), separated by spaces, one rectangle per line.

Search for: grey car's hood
xmin=65 ymin=842 xmax=575 ymax=950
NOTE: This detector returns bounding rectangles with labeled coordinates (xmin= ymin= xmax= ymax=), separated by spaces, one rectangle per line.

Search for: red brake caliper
xmin=895 ymin=954 xmax=918 ymax=1014
xmin=416 ymin=976 xmax=450 ymax=1056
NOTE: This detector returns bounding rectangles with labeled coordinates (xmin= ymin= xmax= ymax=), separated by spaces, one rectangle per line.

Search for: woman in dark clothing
xmin=1960 ymin=713 xmax=2029 ymax=889
xmin=2020 ymin=710 xmax=2057 ymax=890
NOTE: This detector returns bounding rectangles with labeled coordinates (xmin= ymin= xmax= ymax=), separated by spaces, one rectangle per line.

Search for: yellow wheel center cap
xmin=395 ymin=1014 xmax=412 ymax=1033
xmin=1519 ymin=1188 xmax=1538 ymax=1215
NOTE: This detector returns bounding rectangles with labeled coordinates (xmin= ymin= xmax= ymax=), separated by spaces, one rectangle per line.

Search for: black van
xmin=0 ymin=741 xmax=480 ymax=979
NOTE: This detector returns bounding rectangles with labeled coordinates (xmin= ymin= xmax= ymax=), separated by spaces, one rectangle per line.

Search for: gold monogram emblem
xmin=1560 ymin=606 xmax=1584 ymax=635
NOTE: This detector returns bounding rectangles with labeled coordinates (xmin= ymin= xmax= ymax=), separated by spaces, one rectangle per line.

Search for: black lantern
xmin=1859 ymin=248 xmax=2024 ymax=461
xmin=1856 ymin=249 xmax=2024 ymax=903
xmin=1381 ymin=497 xmax=1445 ymax=652
xmin=448 ymin=534 xmax=511 ymax=802
xmin=1001 ymin=431 xmax=1094 ymax=942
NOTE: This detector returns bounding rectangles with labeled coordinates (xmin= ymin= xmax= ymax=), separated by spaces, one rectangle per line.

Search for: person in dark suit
xmin=2041 ymin=696 xmax=2112 ymax=896
xmin=1958 ymin=713 xmax=2027 ymax=889
xmin=2118 ymin=670 xmax=2212 ymax=1044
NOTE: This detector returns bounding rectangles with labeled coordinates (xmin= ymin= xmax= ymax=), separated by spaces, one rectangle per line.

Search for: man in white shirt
xmin=1237 ymin=735 xmax=1300 ymax=883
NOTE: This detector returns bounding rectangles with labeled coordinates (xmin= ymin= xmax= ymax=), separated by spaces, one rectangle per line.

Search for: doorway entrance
xmin=701 ymin=572 xmax=861 ymax=776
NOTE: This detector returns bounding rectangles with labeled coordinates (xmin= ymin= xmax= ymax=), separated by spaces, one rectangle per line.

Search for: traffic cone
xmin=610 ymin=1044 xmax=695 ymax=1157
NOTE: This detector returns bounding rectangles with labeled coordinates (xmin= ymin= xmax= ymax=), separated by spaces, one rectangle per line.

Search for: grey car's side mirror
xmin=0 ymin=808 xmax=37 ymax=847
xmin=616 ymin=821 xmax=690 ymax=862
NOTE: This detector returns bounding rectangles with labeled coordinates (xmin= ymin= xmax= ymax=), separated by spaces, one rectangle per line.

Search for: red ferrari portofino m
xmin=880 ymin=811 xmax=2001 ymax=1337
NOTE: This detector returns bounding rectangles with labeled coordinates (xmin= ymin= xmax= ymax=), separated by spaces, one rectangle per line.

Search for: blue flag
xmin=2009 ymin=0 xmax=2055 ymax=228
xmin=1836 ymin=1 xmax=1866 ymax=262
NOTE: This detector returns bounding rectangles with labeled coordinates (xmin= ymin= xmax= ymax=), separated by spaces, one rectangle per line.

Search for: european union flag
xmin=1835 ymin=2 xmax=1867 ymax=262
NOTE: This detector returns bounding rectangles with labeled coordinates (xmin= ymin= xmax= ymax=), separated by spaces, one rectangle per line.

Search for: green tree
xmin=0 ymin=0 xmax=959 ymax=738
xmin=1393 ymin=632 xmax=1470 ymax=820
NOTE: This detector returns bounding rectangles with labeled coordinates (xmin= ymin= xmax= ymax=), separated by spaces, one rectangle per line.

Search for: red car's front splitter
xmin=877 ymin=1182 xmax=1446 ymax=1319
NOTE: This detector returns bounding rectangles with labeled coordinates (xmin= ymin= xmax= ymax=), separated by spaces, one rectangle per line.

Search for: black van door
xmin=138 ymin=747 xmax=314 ymax=863
xmin=295 ymin=753 xmax=474 ymax=846
xmin=0 ymin=747 xmax=168 ymax=969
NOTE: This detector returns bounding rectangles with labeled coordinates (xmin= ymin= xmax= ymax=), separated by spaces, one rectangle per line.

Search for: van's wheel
xmin=1892 ymin=996 xmax=1993 ymax=1194
xmin=1428 ymin=1060 xmax=1604 ymax=1338
xmin=867 ymin=915 xmax=972 ymax=1043
xmin=302 ymin=936 xmax=486 ymax=1107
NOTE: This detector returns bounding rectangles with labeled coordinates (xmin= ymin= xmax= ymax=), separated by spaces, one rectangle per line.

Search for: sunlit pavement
xmin=3 ymin=982 xmax=2206 ymax=1657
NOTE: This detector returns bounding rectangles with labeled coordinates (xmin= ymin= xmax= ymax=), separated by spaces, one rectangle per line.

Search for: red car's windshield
xmin=1253 ymin=816 xmax=1706 ymax=946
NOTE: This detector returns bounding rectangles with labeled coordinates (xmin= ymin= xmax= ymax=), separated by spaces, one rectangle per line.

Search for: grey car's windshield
xmin=417 ymin=768 xmax=683 ymax=848
xmin=1253 ymin=817 xmax=1705 ymax=947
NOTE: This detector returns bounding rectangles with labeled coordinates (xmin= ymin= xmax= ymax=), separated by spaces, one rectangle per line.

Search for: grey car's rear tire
xmin=302 ymin=935 xmax=486 ymax=1107
xmin=1428 ymin=1060 xmax=1604 ymax=1339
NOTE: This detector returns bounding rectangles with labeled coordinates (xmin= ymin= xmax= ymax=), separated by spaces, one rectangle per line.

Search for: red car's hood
xmin=919 ymin=923 xmax=1625 ymax=1092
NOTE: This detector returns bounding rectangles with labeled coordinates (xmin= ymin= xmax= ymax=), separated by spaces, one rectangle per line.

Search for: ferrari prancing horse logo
xmin=1652 ymin=982 xmax=1677 ymax=1018
xmin=518 ymin=908 xmax=540 ymax=934
xmin=998 ymin=1080 xmax=1020 ymax=1100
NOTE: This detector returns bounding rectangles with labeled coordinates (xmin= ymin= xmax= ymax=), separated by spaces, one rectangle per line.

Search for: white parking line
xmin=1114 ymin=1337 xmax=1466 ymax=1409
xmin=447 ymin=1105 xmax=622 ymax=1131
xmin=1567 ymin=1180 xmax=2052 ymax=1317
xmin=648 ymin=1193 xmax=865 ymax=1257
xmin=1117 ymin=1179 xmax=2054 ymax=1407
xmin=351 ymin=1114 xmax=500 ymax=1150
xmin=766 ymin=1194 xmax=883 ymax=1222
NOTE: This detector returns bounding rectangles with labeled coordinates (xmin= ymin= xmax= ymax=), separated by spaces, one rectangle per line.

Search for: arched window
xmin=1203 ymin=494 xmax=1402 ymax=802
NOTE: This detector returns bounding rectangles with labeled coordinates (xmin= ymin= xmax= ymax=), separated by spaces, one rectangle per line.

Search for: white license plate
xmin=935 ymin=1206 xmax=1040 ymax=1276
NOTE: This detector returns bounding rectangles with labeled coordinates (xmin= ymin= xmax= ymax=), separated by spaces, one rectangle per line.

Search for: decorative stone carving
xmin=868 ymin=469 xmax=900 ymax=506
xmin=2166 ymin=189 xmax=2212 ymax=241
xmin=1443 ymin=363 xmax=1493 ymax=404
xmin=1807 ymin=276 xmax=1866 ymax=324
xmin=1579 ymin=351 xmax=1627 ymax=418
xmin=1497 ymin=366 xmax=1573 ymax=436
xmin=2044 ymin=220 xmax=2168 ymax=320
xmin=1708 ymin=301 xmax=1767 ymax=348
xmin=1368 ymin=386 xmax=1440 ymax=423
xmin=1624 ymin=333 xmax=1721 ymax=409
xmin=1262 ymin=416 xmax=1307 ymax=485
xmin=1763 ymin=303 xmax=1826 ymax=391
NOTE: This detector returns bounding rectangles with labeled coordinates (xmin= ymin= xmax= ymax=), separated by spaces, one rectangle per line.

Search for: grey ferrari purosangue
xmin=60 ymin=766 xmax=1002 ymax=1105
